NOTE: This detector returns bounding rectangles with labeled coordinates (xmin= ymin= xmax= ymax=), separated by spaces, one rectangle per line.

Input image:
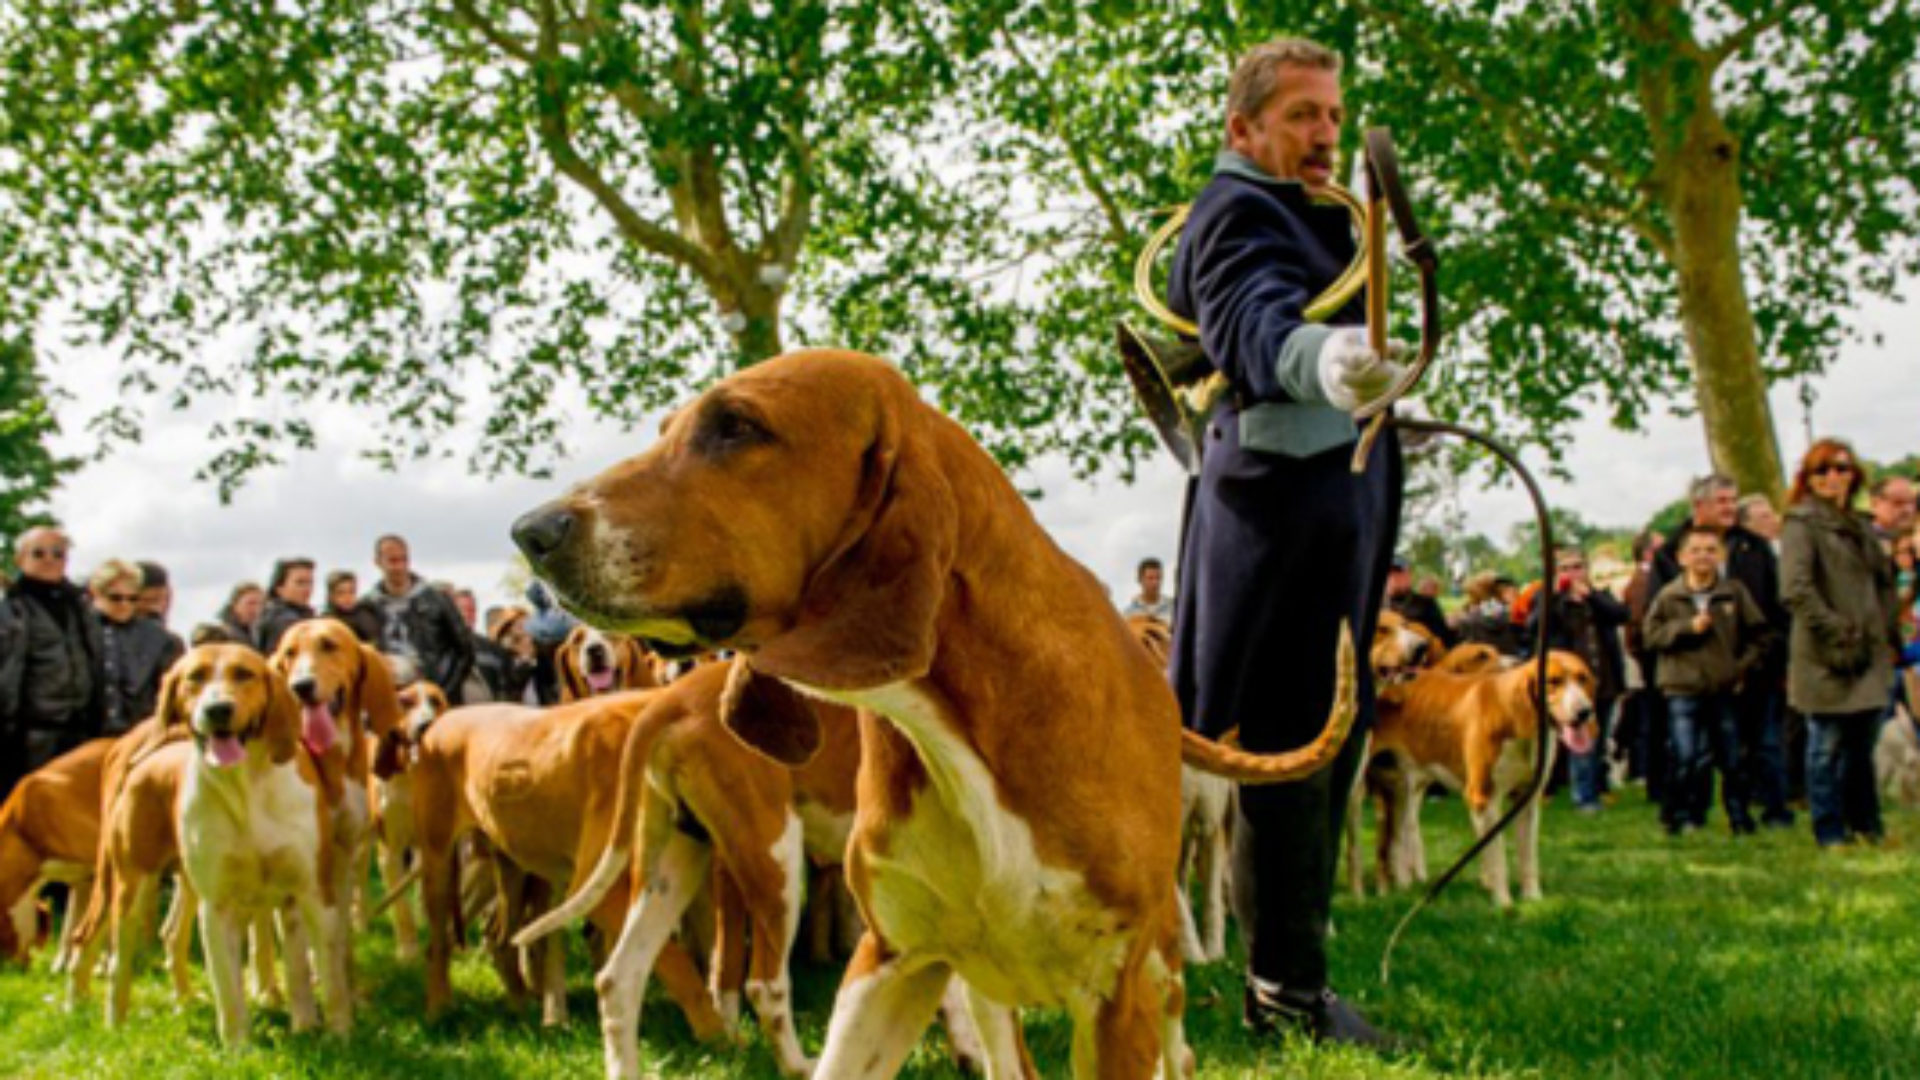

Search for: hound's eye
xmin=230 ymin=669 xmax=255 ymax=683
xmin=320 ymin=639 xmax=337 ymax=653
xmin=693 ymin=402 xmax=772 ymax=457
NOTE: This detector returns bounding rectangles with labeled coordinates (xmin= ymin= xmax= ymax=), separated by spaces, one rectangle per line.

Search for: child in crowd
xmin=1642 ymin=525 xmax=1776 ymax=836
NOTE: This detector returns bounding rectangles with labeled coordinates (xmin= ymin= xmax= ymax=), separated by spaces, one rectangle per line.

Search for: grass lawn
xmin=3 ymin=790 xmax=1916 ymax=1079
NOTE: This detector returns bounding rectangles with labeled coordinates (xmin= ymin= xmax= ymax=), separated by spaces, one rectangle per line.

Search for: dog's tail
xmin=1181 ymin=620 xmax=1357 ymax=784
xmin=510 ymin=691 xmax=682 ymax=948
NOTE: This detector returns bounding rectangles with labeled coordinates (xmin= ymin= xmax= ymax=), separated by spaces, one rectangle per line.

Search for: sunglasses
xmin=27 ymin=547 xmax=68 ymax=560
xmin=103 ymin=592 xmax=140 ymax=603
xmin=1811 ymin=462 xmax=1854 ymax=477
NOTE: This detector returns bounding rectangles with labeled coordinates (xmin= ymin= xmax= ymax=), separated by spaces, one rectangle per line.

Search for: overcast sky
xmin=39 ymin=293 xmax=1918 ymax=634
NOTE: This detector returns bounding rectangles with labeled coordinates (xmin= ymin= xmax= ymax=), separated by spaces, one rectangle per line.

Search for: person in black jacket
xmin=2 ymin=526 xmax=105 ymax=799
xmin=1165 ymin=38 xmax=1404 ymax=1049
xmin=1387 ymin=558 xmax=1456 ymax=650
xmin=357 ymin=535 xmax=475 ymax=704
xmin=89 ymin=558 xmax=183 ymax=735
xmin=1651 ymin=474 xmax=1794 ymax=828
xmin=256 ymin=557 xmax=317 ymax=655
xmin=1528 ymin=546 xmax=1630 ymax=812
xmin=322 ymin=570 xmax=385 ymax=645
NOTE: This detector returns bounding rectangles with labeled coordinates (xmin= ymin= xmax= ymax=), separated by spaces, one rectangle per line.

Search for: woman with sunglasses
xmin=89 ymin=558 xmax=184 ymax=736
xmin=1780 ymin=439 xmax=1901 ymax=847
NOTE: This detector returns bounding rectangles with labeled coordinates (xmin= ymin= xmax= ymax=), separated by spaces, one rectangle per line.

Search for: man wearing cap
xmin=1167 ymin=38 xmax=1404 ymax=1048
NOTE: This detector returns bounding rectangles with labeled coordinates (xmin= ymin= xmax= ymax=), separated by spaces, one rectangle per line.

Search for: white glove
xmin=1316 ymin=327 xmax=1408 ymax=412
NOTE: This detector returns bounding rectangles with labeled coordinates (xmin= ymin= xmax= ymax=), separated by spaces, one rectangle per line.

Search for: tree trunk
xmin=1665 ymin=100 xmax=1785 ymax=501
xmin=728 ymin=280 xmax=785 ymax=365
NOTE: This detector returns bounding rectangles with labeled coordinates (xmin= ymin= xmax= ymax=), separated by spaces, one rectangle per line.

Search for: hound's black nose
xmin=201 ymin=700 xmax=235 ymax=727
xmin=513 ymin=507 xmax=576 ymax=563
xmin=289 ymin=676 xmax=318 ymax=703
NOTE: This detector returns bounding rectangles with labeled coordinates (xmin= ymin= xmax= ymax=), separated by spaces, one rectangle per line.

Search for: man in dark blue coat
xmin=1168 ymin=38 xmax=1404 ymax=1048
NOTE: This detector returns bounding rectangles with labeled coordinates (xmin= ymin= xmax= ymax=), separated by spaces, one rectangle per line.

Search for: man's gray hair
xmin=1689 ymin=473 xmax=1737 ymax=504
xmin=1227 ymin=38 xmax=1341 ymax=122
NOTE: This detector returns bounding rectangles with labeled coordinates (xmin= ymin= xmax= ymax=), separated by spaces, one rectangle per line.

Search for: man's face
xmin=329 ymin=577 xmax=357 ymax=610
xmin=1694 ymin=486 xmax=1738 ymax=531
xmin=376 ymin=539 xmax=411 ymax=580
xmin=1228 ymin=64 xmax=1343 ymax=190
xmin=137 ymin=584 xmax=171 ymax=620
xmin=1742 ymin=501 xmax=1781 ymax=541
xmin=1387 ymin=567 xmax=1411 ymax=596
xmin=454 ymin=592 xmax=477 ymax=627
xmin=1139 ymin=566 xmax=1163 ymax=598
xmin=13 ymin=528 xmax=69 ymax=585
xmin=1556 ymin=554 xmax=1589 ymax=590
xmin=1873 ymin=478 xmax=1916 ymax=533
xmin=283 ymin=566 xmax=315 ymax=607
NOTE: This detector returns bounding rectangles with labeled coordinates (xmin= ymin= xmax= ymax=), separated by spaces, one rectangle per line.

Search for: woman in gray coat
xmin=1779 ymin=438 xmax=1901 ymax=847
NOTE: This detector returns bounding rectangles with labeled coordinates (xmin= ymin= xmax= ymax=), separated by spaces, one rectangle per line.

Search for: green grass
xmin=4 ymin=792 xmax=1917 ymax=1078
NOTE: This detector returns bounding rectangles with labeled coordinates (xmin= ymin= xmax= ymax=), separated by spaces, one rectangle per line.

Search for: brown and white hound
xmin=1369 ymin=650 xmax=1597 ymax=906
xmin=510 ymin=348 xmax=1356 ymax=1078
xmin=403 ymin=689 xmax=726 ymax=1039
xmin=556 ymin=624 xmax=661 ymax=700
xmin=0 ymin=738 xmax=110 ymax=968
xmin=164 ymin=644 xmax=352 ymax=1045
xmin=268 ymin=618 xmax=404 ymax=942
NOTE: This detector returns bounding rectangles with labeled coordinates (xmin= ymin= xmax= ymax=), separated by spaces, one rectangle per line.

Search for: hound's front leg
xmin=814 ymin=936 xmax=951 ymax=1078
xmin=200 ymin=902 xmax=251 ymax=1048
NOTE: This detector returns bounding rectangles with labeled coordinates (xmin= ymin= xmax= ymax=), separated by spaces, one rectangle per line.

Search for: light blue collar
xmin=1213 ymin=149 xmax=1309 ymax=191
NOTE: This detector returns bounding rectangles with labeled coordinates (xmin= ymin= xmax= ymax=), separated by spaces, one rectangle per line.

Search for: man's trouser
xmin=1173 ymin=414 xmax=1400 ymax=992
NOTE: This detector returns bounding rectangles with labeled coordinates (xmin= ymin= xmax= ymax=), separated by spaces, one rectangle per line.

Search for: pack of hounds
xmin=4 ymin=349 xmax=1910 ymax=1077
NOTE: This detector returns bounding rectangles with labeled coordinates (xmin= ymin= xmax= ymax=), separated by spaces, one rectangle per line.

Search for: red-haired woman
xmin=1779 ymin=439 xmax=1901 ymax=847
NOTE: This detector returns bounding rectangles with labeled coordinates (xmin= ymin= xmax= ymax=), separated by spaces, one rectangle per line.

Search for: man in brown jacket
xmin=1644 ymin=526 xmax=1776 ymax=836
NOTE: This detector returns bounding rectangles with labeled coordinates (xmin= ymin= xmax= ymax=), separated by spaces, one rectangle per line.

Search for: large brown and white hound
xmin=511 ymin=348 xmax=1355 ymax=1078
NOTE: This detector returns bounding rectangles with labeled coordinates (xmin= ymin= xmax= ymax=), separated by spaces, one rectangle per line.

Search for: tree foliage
xmin=4 ymin=1 xmax=1917 ymax=500
xmin=0 ymin=339 xmax=81 ymax=558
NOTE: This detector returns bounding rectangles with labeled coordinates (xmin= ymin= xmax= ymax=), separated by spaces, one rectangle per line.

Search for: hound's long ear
xmin=622 ymin=638 xmax=659 ymax=690
xmin=371 ymin=730 xmax=410 ymax=781
xmin=261 ymin=670 xmax=303 ymax=766
xmin=753 ymin=397 xmax=956 ymax=690
xmin=129 ymin=664 xmax=194 ymax=767
xmin=556 ymin=630 xmax=588 ymax=702
xmin=356 ymin=645 xmax=403 ymax=739
xmin=719 ymin=657 xmax=822 ymax=767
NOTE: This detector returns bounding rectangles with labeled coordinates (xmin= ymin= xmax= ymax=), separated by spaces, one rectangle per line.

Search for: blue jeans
xmin=1569 ymin=697 xmax=1617 ymax=808
xmin=1738 ymin=686 xmax=1793 ymax=824
xmin=1806 ymin=709 xmax=1884 ymax=846
xmin=1666 ymin=693 xmax=1748 ymax=831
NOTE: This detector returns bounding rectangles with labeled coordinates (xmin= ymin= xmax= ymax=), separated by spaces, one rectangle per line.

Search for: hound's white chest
xmin=814 ymin=682 xmax=1129 ymax=1008
xmin=180 ymin=760 xmax=322 ymax=913
xmin=1494 ymin=737 xmax=1550 ymax=798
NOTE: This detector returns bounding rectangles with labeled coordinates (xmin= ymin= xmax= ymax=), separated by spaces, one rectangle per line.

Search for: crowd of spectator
xmin=1132 ymin=444 xmax=1916 ymax=850
xmin=0 ymin=530 xmax=579 ymax=802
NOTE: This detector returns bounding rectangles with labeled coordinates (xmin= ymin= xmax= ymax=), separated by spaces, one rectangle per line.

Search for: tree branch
xmin=999 ymin=29 xmax=1129 ymax=247
xmin=1359 ymin=1 xmax=1644 ymax=197
xmin=528 ymin=0 xmax=722 ymax=287
xmin=448 ymin=0 xmax=535 ymax=65
xmin=1705 ymin=2 xmax=1793 ymax=73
